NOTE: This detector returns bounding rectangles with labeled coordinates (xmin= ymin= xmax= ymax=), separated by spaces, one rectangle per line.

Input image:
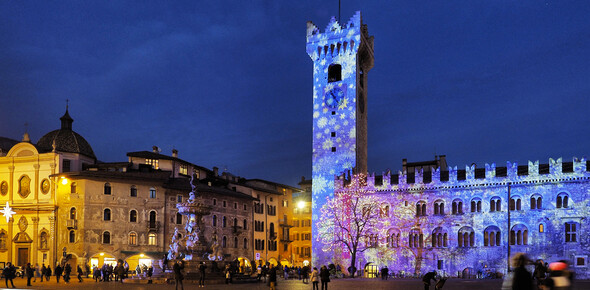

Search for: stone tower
xmin=306 ymin=11 xmax=374 ymax=266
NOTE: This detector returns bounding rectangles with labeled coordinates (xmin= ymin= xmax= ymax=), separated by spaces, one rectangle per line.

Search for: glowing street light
xmin=297 ymin=201 xmax=306 ymax=209
xmin=61 ymin=177 xmax=69 ymax=185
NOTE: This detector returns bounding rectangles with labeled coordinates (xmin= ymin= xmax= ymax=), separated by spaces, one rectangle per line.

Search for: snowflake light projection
xmin=1 ymin=202 xmax=16 ymax=222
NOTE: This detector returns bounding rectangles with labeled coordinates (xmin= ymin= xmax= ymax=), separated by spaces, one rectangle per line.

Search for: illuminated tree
xmin=317 ymin=174 xmax=380 ymax=277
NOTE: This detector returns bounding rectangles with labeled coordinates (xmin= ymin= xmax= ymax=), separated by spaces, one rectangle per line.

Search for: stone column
xmin=32 ymin=217 xmax=39 ymax=265
xmin=8 ymin=166 xmax=14 ymax=203
xmin=48 ymin=216 xmax=56 ymax=266
xmin=33 ymin=164 xmax=40 ymax=202
xmin=7 ymin=217 xmax=13 ymax=263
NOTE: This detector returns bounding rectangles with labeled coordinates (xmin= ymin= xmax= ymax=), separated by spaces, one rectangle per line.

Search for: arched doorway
xmin=89 ymin=252 xmax=116 ymax=268
xmin=268 ymin=258 xmax=278 ymax=267
xmin=280 ymin=259 xmax=290 ymax=267
xmin=64 ymin=253 xmax=79 ymax=274
xmin=237 ymin=257 xmax=251 ymax=273
xmin=124 ymin=254 xmax=153 ymax=273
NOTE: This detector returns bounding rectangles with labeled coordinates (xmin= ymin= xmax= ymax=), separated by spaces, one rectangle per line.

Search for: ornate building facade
xmin=309 ymin=13 xmax=590 ymax=278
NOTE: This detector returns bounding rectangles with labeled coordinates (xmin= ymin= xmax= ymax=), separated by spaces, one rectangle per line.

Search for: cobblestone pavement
xmin=3 ymin=277 xmax=590 ymax=290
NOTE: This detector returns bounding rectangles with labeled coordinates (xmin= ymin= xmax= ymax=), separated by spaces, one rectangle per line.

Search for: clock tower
xmin=306 ymin=11 xmax=374 ymax=266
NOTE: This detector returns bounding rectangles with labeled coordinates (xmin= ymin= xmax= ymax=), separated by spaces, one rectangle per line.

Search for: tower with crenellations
xmin=306 ymin=11 xmax=374 ymax=266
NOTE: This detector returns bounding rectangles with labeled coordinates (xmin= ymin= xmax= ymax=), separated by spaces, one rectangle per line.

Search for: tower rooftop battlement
xmin=306 ymin=11 xmax=373 ymax=63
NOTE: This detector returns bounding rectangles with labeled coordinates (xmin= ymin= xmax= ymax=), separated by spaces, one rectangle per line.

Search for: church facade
xmin=308 ymin=13 xmax=590 ymax=278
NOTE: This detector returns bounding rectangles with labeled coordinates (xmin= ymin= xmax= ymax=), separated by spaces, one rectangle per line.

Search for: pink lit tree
xmin=317 ymin=173 xmax=380 ymax=277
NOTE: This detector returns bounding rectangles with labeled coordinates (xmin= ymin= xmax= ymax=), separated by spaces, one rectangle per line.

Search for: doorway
xmin=17 ymin=248 xmax=29 ymax=267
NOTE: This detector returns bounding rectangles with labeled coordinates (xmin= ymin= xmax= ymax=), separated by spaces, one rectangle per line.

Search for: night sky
xmin=1 ymin=1 xmax=589 ymax=187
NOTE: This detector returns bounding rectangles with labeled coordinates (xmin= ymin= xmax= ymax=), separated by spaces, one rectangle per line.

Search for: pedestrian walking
xmin=147 ymin=265 xmax=153 ymax=284
xmin=3 ymin=262 xmax=16 ymax=288
xmin=533 ymin=259 xmax=548 ymax=289
xmin=40 ymin=264 xmax=46 ymax=282
xmin=320 ymin=265 xmax=330 ymax=290
xmin=77 ymin=265 xmax=84 ymax=282
xmin=423 ymin=271 xmax=437 ymax=290
xmin=198 ymin=261 xmax=207 ymax=287
xmin=310 ymin=267 xmax=319 ymax=290
xmin=54 ymin=264 xmax=63 ymax=283
xmin=45 ymin=265 xmax=52 ymax=282
xmin=173 ymin=260 xmax=184 ymax=290
xmin=34 ymin=263 xmax=40 ymax=282
xmin=257 ymin=265 xmax=262 ymax=281
xmin=25 ymin=263 xmax=34 ymax=286
xmin=64 ymin=263 xmax=72 ymax=283
xmin=268 ymin=265 xmax=277 ymax=290
xmin=381 ymin=266 xmax=389 ymax=280
xmin=509 ymin=253 xmax=533 ymax=290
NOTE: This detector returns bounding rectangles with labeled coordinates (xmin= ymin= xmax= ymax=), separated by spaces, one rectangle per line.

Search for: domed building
xmin=0 ymin=108 xmax=96 ymax=270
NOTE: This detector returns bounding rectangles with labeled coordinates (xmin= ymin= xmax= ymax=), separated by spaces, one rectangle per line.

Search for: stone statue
xmin=208 ymin=232 xmax=223 ymax=261
xmin=168 ymin=228 xmax=181 ymax=260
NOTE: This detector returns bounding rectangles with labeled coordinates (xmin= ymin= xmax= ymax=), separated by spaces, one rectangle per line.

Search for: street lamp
xmin=297 ymin=201 xmax=305 ymax=209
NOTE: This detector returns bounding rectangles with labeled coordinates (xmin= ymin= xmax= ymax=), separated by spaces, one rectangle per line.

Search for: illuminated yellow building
xmin=291 ymin=178 xmax=312 ymax=267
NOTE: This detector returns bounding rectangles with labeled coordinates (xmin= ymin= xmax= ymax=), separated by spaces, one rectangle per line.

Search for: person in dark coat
xmin=63 ymin=263 xmax=71 ymax=283
xmin=268 ymin=265 xmax=277 ymax=290
xmin=3 ymin=262 xmax=16 ymax=288
xmin=198 ymin=261 xmax=207 ymax=287
xmin=422 ymin=271 xmax=437 ymax=290
xmin=173 ymin=260 xmax=184 ymax=290
xmin=45 ymin=265 xmax=52 ymax=282
xmin=147 ymin=265 xmax=153 ymax=284
xmin=381 ymin=266 xmax=389 ymax=280
xmin=40 ymin=264 xmax=46 ymax=282
xmin=115 ymin=263 xmax=125 ymax=283
xmin=77 ymin=265 xmax=84 ymax=282
xmin=319 ymin=265 xmax=330 ymax=290
xmin=25 ymin=263 xmax=34 ymax=286
xmin=54 ymin=264 xmax=63 ymax=283
xmin=533 ymin=259 xmax=548 ymax=289
xmin=511 ymin=253 xmax=533 ymax=290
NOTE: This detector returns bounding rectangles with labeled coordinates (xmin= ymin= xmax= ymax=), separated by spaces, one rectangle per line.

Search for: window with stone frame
xmin=565 ymin=222 xmax=578 ymax=242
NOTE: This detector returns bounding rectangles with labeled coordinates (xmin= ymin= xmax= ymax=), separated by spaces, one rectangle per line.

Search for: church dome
xmin=36 ymin=109 xmax=96 ymax=160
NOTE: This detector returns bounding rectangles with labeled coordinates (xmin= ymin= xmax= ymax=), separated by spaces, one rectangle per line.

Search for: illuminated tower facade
xmin=306 ymin=11 xmax=374 ymax=265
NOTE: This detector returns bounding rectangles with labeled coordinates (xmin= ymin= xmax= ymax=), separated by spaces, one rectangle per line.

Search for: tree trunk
xmin=350 ymin=251 xmax=357 ymax=278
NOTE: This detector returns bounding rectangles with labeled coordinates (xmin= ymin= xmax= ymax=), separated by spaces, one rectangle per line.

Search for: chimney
xmin=152 ymin=146 xmax=159 ymax=153
xmin=172 ymin=149 xmax=178 ymax=158
xmin=213 ymin=167 xmax=219 ymax=177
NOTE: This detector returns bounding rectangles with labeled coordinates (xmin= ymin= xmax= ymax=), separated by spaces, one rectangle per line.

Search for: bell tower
xmin=306 ymin=11 xmax=374 ymax=266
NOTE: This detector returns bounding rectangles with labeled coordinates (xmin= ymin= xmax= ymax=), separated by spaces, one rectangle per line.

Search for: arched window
xmin=510 ymin=224 xmax=529 ymax=245
xmin=130 ymin=185 xmax=137 ymax=197
xmin=328 ymin=64 xmax=342 ymax=82
xmin=233 ymin=218 xmax=238 ymax=227
xmin=129 ymin=210 xmax=137 ymax=223
xmin=471 ymin=198 xmax=482 ymax=212
xmin=431 ymin=227 xmax=448 ymax=248
xmin=103 ymin=208 xmax=111 ymax=221
xmin=222 ymin=236 xmax=227 ymax=248
xmin=149 ymin=211 xmax=157 ymax=228
xmin=452 ymin=199 xmax=463 ymax=215
xmin=234 ymin=237 xmax=238 ymax=248
xmin=387 ymin=229 xmax=400 ymax=248
xmin=416 ymin=201 xmax=427 ymax=217
xmin=557 ymin=192 xmax=569 ymax=208
xmin=380 ymin=204 xmax=390 ymax=218
xmin=243 ymin=219 xmax=247 ymax=230
xmin=270 ymin=223 xmax=275 ymax=236
xmin=434 ymin=200 xmax=445 ymax=215
xmin=484 ymin=226 xmax=501 ymax=247
xmin=70 ymin=207 xmax=76 ymax=220
xmin=102 ymin=231 xmax=111 ymax=244
xmin=409 ymin=229 xmax=423 ymax=248
xmin=176 ymin=213 xmax=182 ymax=224
xmin=490 ymin=197 xmax=501 ymax=212
xmin=458 ymin=226 xmax=475 ymax=247
xmin=69 ymin=230 xmax=76 ymax=243
xmin=148 ymin=233 xmax=157 ymax=245
xmin=149 ymin=187 xmax=156 ymax=199
xmin=222 ymin=216 xmax=227 ymax=227
xmin=70 ymin=182 xmax=77 ymax=194
xmin=212 ymin=215 xmax=217 ymax=227
xmin=0 ymin=231 xmax=6 ymax=250
xmin=129 ymin=232 xmax=137 ymax=245
xmin=243 ymin=238 xmax=248 ymax=249
xmin=539 ymin=223 xmax=544 ymax=233
xmin=104 ymin=183 xmax=111 ymax=195
xmin=510 ymin=196 xmax=522 ymax=211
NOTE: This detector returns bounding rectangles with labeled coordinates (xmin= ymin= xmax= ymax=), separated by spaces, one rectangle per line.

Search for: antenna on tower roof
xmin=338 ymin=0 xmax=341 ymax=23
xmin=66 ymin=99 xmax=69 ymax=110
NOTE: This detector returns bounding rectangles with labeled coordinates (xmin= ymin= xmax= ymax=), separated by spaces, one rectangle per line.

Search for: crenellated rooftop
xmin=336 ymin=157 xmax=590 ymax=191
xmin=306 ymin=11 xmax=367 ymax=61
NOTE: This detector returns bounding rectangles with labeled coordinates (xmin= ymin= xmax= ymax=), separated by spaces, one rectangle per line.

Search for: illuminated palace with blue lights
xmin=308 ymin=13 xmax=590 ymax=278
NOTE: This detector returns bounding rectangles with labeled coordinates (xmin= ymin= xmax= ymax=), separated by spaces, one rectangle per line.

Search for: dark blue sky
xmin=1 ymin=1 xmax=589 ymax=187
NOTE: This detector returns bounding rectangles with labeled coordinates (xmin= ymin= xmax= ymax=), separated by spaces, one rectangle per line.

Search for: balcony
xmin=279 ymin=220 xmax=293 ymax=228
xmin=146 ymin=221 xmax=161 ymax=233
xmin=280 ymin=237 xmax=293 ymax=243
xmin=66 ymin=219 xmax=77 ymax=229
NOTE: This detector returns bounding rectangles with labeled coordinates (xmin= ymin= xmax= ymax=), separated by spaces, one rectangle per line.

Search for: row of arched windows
xmin=96 ymin=183 xmax=155 ymax=198
xmin=413 ymin=193 xmax=571 ymax=217
xmin=212 ymin=215 xmax=248 ymax=229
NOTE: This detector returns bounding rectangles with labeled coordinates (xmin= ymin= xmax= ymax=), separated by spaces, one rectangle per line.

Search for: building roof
xmin=36 ymin=109 xmax=96 ymax=160
xmin=127 ymin=151 xmax=211 ymax=172
xmin=52 ymin=170 xmax=172 ymax=182
xmin=164 ymin=177 xmax=257 ymax=200
xmin=0 ymin=136 xmax=19 ymax=154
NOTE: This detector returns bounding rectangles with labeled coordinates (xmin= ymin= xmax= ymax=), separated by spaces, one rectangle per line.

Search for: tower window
xmin=331 ymin=147 xmax=336 ymax=152
xmin=328 ymin=64 xmax=342 ymax=82
xmin=331 ymin=132 xmax=336 ymax=137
